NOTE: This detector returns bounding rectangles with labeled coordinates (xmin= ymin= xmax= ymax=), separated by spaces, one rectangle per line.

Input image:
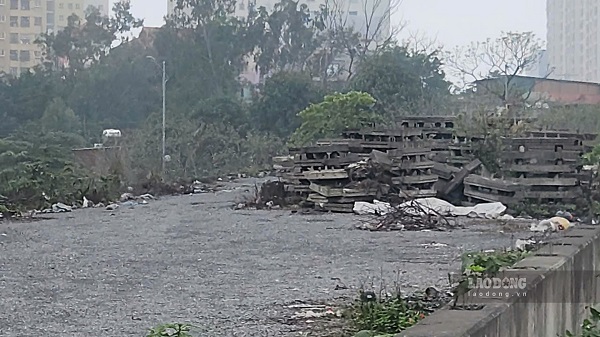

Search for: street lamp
xmin=146 ymin=56 xmax=168 ymax=178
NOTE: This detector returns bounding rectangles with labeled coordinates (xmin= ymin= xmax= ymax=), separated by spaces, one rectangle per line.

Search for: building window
xmin=10 ymin=0 xmax=17 ymax=10
xmin=34 ymin=50 xmax=40 ymax=57
xmin=20 ymin=16 xmax=30 ymax=27
xmin=34 ymin=16 xmax=41 ymax=25
xmin=0 ymin=50 xmax=4 ymax=57
xmin=58 ymin=2 xmax=62 ymax=8
xmin=348 ymin=11 xmax=358 ymax=15
xmin=9 ymin=50 xmax=18 ymax=61
xmin=46 ymin=0 xmax=54 ymax=11
xmin=0 ymin=32 xmax=5 ymax=39
xmin=46 ymin=13 xmax=53 ymax=24
xmin=10 ymin=67 xmax=18 ymax=76
xmin=21 ymin=0 xmax=29 ymax=9
xmin=0 ymin=15 xmax=5 ymax=22
xmin=10 ymin=16 xmax=18 ymax=27
xmin=20 ymin=50 xmax=30 ymax=62
xmin=20 ymin=34 xmax=31 ymax=44
xmin=9 ymin=33 xmax=18 ymax=44
xmin=0 ymin=0 xmax=5 ymax=5
xmin=34 ymin=0 xmax=40 ymax=6
xmin=75 ymin=3 xmax=79 ymax=9
xmin=67 ymin=2 xmax=71 ymax=9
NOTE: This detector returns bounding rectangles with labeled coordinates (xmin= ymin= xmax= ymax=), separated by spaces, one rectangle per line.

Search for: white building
xmin=166 ymin=0 xmax=391 ymax=84
xmin=547 ymin=0 xmax=600 ymax=82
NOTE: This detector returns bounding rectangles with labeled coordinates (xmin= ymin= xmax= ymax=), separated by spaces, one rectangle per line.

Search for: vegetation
xmin=565 ymin=307 xmax=600 ymax=337
xmin=451 ymin=249 xmax=529 ymax=308
xmin=147 ymin=323 xmax=194 ymax=337
xmin=0 ymin=0 xmax=456 ymax=212
xmin=349 ymin=291 xmax=428 ymax=335
xmin=289 ymin=91 xmax=382 ymax=146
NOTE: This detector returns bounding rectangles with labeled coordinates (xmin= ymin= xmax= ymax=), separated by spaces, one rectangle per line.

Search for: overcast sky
xmin=116 ymin=0 xmax=547 ymax=48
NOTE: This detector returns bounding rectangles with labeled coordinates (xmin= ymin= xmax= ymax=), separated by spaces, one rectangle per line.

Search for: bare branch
xmin=444 ymin=31 xmax=544 ymax=105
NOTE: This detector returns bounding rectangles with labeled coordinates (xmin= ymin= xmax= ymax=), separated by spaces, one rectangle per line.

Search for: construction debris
xmin=273 ymin=116 xmax=597 ymax=218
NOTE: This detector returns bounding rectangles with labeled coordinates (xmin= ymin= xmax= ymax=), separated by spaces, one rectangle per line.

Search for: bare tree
xmin=445 ymin=31 xmax=548 ymax=106
xmin=314 ymin=0 xmax=405 ymax=81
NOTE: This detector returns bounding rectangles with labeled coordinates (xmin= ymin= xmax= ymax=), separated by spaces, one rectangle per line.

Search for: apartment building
xmin=547 ymin=0 xmax=600 ymax=82
xmin=0 ymin=0 xmax=108 ymax=76
xmin=166 ymin=0 xmax=391 ymax=84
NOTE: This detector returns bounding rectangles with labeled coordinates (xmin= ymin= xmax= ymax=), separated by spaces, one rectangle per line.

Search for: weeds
xmin=565 ymin=307 xmax=600 ymax=337
xmin=452 ymin=250 xmax=530 ymax=308
xmin=349 ymin=291 xmax=427 ymax=334
xmin=147 ymin=323 xmax=194 ymax=337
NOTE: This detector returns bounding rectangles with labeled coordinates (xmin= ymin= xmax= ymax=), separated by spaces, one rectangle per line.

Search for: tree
xmin=350 ymin=45 xmax=451 ymax=116
xmin=289 ymin=91 xmax=383 ymax=145
xmin=65 ymin=40 xmax=161 ymax=138
xmin=316 ymin=0 xmax=403 ymax=81
xmin=445 ymin=31 xmax=546 ymax=105
xmin=249 ymin=0 xmax=326 ymax=76
xmin=36 ymin=2 xmax=143 ymax=76
xmin=40 ymin=97 xmax=80 ymax=133
xmin=250 ymin=71 xmax=324 ymax=138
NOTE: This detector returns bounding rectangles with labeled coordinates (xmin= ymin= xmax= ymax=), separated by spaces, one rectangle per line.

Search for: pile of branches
xmin=357 ymin=199 xmax=460 ymax=231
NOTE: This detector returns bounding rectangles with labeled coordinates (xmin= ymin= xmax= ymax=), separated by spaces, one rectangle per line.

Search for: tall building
xmin=0 ymin=0 xmax=108 ymax=76
xmin=547 ymin=0 xmax=600 ymax=82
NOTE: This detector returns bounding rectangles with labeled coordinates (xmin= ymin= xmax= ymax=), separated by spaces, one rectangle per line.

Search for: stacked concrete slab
xmin=463 ymin=130 xmax=597 ymax=205
xmin=279 ymin=128 xmax=438 ymax=212
xmin=273 ymin=116 xmax=595 ymax=212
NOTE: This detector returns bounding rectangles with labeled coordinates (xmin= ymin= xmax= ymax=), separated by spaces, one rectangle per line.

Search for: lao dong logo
xmin=468 ymin=277 xmax=527 ymax=290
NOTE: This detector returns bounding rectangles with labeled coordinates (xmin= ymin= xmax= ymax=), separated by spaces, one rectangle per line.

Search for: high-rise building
xmin=547 ymin=0 xmax=600 ymax=82
xmin=0 ymin=0 xmax=108 ymax=76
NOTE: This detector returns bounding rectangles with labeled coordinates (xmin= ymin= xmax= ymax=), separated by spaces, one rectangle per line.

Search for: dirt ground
xmin=0 ymin=179 xmax=530 ymax=337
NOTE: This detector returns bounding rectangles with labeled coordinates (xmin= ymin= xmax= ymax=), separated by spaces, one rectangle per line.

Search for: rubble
xmin=273 ymin=116 xmax=597 ymax=219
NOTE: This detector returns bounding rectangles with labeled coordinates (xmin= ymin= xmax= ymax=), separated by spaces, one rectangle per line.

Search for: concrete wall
xmin=400 ymin=225 xmax=600 ymax=337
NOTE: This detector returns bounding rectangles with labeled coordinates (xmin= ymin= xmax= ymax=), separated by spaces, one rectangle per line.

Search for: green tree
xmin=351 ymin=45 xmax=451 ymax=116
xmin=289 ymin=91 xmax=383 ymax=146
xmin=250 ymin=71 xmax=324 ymax=137
xmin=248 ymin=0 xmax=325 ymax=77
xmin=40 ymin=97 xmax=80 ymax=134
xmin=36 ymin=2 xmax=143 ymax=77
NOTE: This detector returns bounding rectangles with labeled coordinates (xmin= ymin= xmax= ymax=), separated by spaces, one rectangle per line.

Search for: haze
xmin=116 ymin=0 xmax=547 ymax=47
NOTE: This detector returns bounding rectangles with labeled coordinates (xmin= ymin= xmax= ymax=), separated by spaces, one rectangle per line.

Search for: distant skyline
xmin=115 ymin=0 xmax=547 ymax=49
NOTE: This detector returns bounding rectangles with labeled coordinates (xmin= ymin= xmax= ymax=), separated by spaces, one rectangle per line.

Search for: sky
xmin=116 ymin=0 xmax=548 ymax=48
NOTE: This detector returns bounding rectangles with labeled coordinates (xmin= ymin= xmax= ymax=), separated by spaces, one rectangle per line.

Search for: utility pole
xmin=146 ymin=56 xmax=168 ymax=179
xmin=161 ymin=60 xmax=166 ymax=178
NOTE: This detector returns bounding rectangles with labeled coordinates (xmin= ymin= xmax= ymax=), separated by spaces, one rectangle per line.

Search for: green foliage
xmin=0 ymin=138 xmax=120 ymax=213
xmin=455 ymin=108 xmax=530 ymax=174
xmin=565 ymin=307 xmax=600 ymax=337
xmin=461 ymin=250 xmax=529 ymax=276
xmin=351 ymin=46 xmax=451 ymax=116
xmin=451 ymin=250 xmax=529 ymax=307
xmin=538 ymin=105 xmax=600 ymax=136
xmin=349 ymin=291 xmax=427 ymax=335
xmin=250 ymin=71 xmax=324 ymax=137
xmin=36 ymin=2 xmax=143 ymax=75
xmin=128 ymin=112 xmax=285 ymax=180
xmin=289 ymin=91 xmax=383 ymax=146
xmin=40 ymin=97 xmax=81 ymax=133
xmin=147 ymin=323 xmax=194 ymax=337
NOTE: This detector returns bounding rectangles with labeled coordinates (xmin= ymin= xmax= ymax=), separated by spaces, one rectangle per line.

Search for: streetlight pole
xmin=161 ymin=60 xmax=166 ymax=178
xmin=146 ymin=56 xmax=168 ymax=178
